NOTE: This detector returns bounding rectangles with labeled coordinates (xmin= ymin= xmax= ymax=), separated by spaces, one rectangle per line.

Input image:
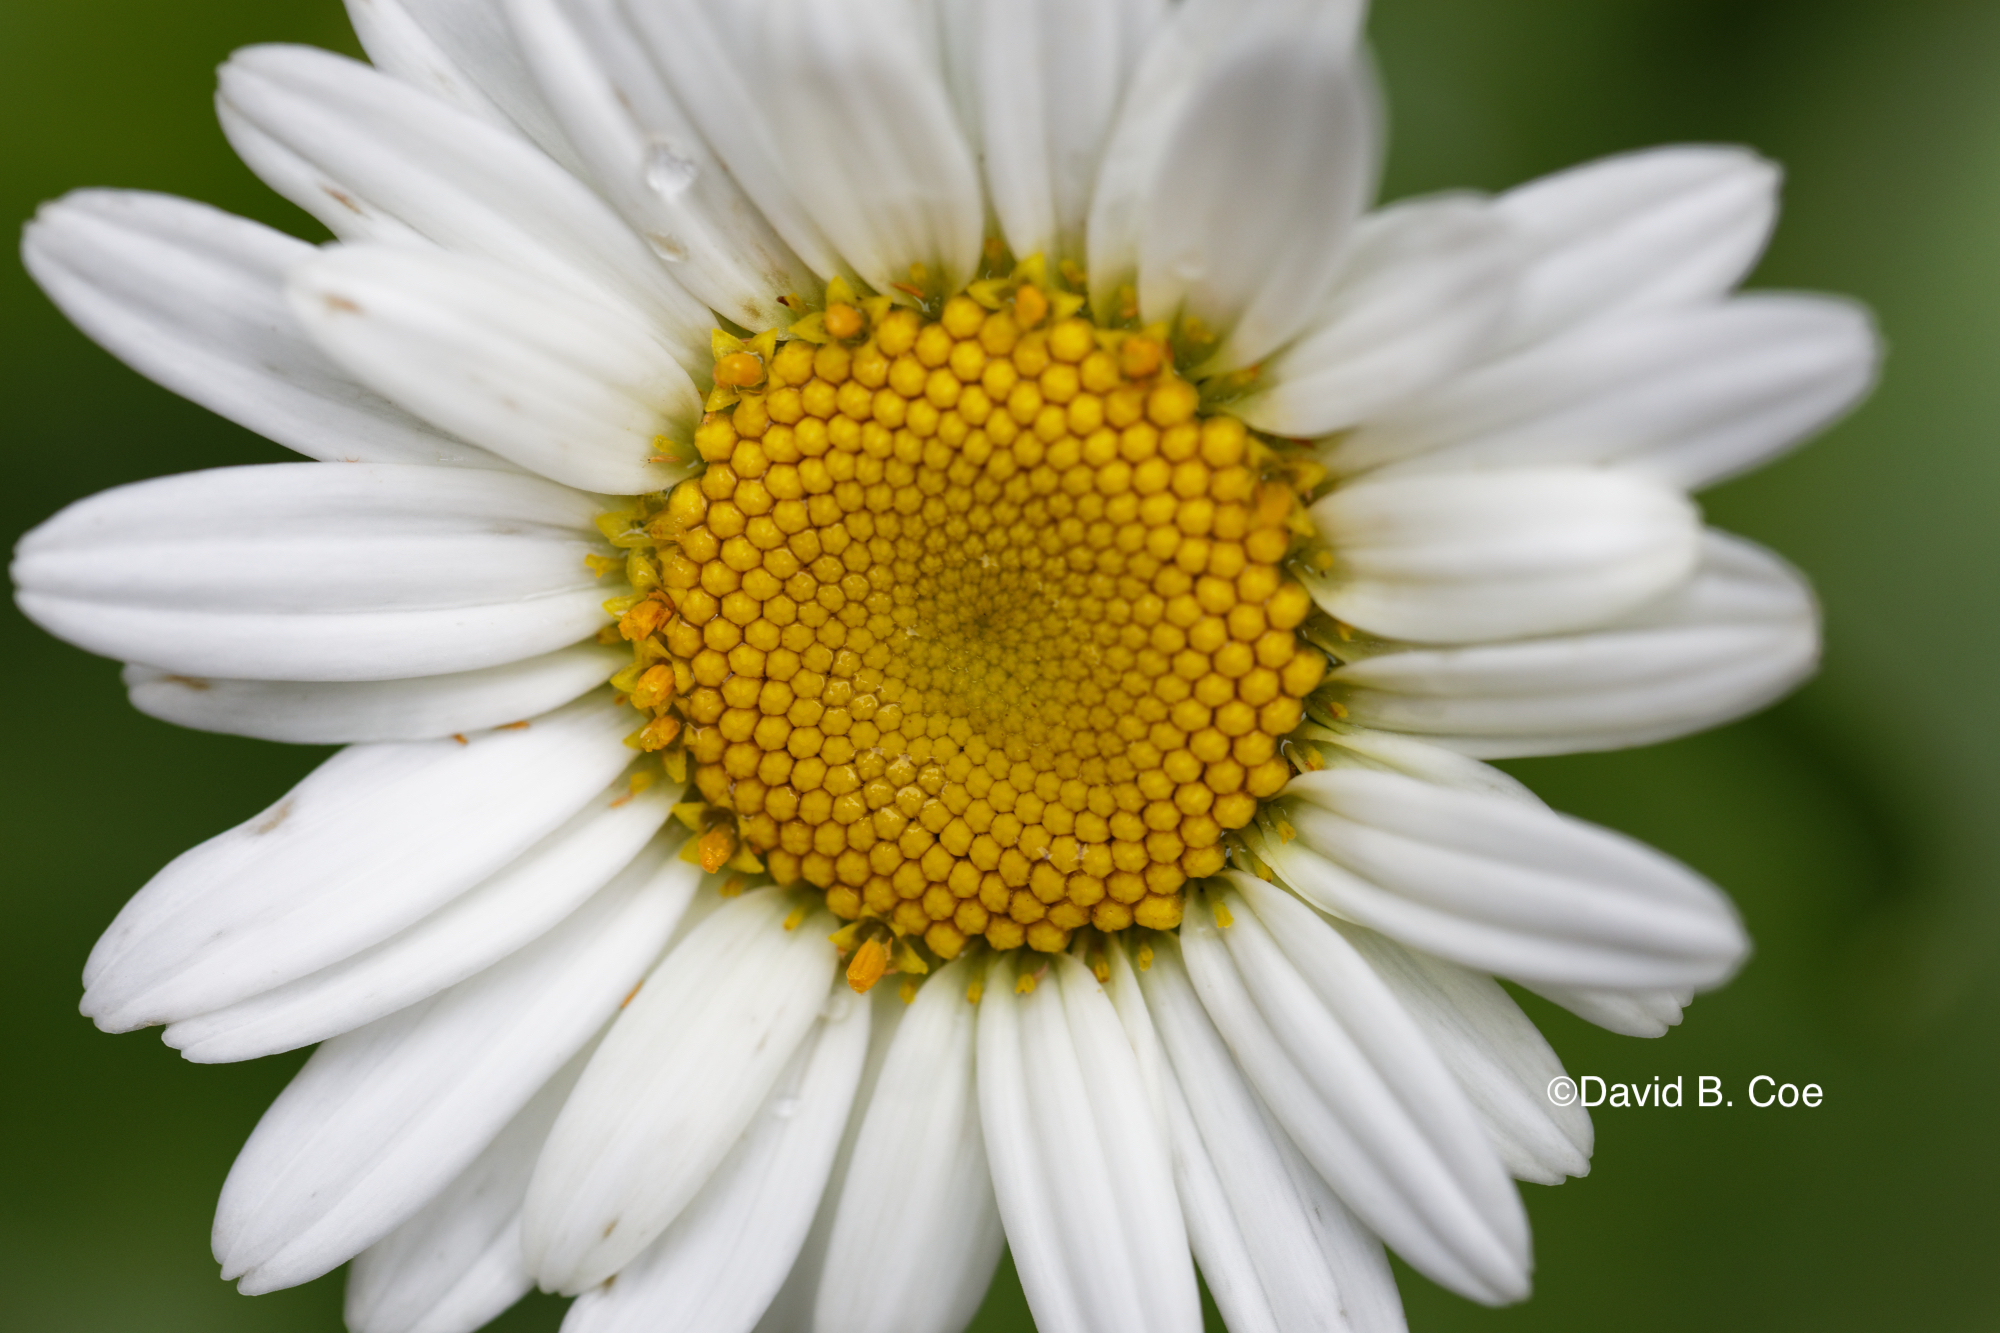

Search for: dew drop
xmin=772 ymin=1095 xmax=803 ymax=1120
xmin=647 ymin=232 xmax=689 ymax=263
xmin=820 ymin=992 xmax=854 ymax=1022
xmin=644 ymin=140 xmax=700 ymax=198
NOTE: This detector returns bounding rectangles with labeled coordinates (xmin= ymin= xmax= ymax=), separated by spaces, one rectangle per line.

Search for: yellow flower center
xmin=611 ymin=286 xmax=1324 ymax=964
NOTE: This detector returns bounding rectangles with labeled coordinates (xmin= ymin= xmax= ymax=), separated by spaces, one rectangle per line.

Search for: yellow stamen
xmin=846 ymin=937 xmax=889 ymax=993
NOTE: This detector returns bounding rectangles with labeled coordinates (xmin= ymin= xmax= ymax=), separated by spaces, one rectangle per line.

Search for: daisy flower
xmin=12 ymin=1 xmax=1878 ymax=1331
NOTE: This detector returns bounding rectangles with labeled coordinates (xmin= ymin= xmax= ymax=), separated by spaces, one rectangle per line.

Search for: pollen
xmin=609 ymin=282 xmax=1325 ymax=958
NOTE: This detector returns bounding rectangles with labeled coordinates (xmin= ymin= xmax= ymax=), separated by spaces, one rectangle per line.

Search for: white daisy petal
xmin=1237 ymin=196 xmax=1518 ymax=437
xmin=344 ymin=0 xmax=517 ymax=132
xmin=217 ymin=44 xmax=709 ymax=366
xmin=759 ymin=0 xmax=984 ymax=297
xmin=1301 ymin=724 xmax=1544 ymax=805
xmin=1496 ymin=145 xmax=1782 ymax=348
xmin=12 ymin=463 xmax=611 ymax=682
xmin=123 ymin=642 xmax=626 ymax=745
xmin=344 ymin=0 xmax=589 ymax=177
xmin=813 ymin=959 xmax=1004 ymax=1333
xmin=1338 ymin=928 xmax=1592 ymax=1185
xmin=563 ymin=988 xmax=870 ymax=1333
xmin=501 ymin=0 xmax=814 ymax=331
xmin=1333 ymin=296 xmax=1880 ymax=489
xmin=522 ymin=891 xmax=840 ymax=1293
xmin=619 ymin=0 xmax=847 ymax=283
xmin=1263 ymin=767 xmax=1750 ymax=992
xmin=749 ymin=988 xmax=908 ymax=1333
xmin=1331 ymin=530 xmax=1820 ymax=757
xmin=214 ymin=857 xmax=695 ymax=1293
xmin=163 ymin=794 xmax=681 ymax=1064
xmin=1089 ymin=0 xmax=1367 ymax=321
xmin=1180 ymin=876 xmax=1529 ymax=1305
xmin=20 ymin=191 xmax=497 ymax=468
xmin=345 ymin=1043 xmax=594 ymax=1333
xmin=1137 ymin=937 xmax=1405 ymax=1333
xmin=977 ymin=952 xmax=1200 ymax=1333
xmin=1134 ymin=6 xmax=1376 ymax=369
xmin=80 ymin=694 xmax=632 ymax=1032
xmin=290 ymin=245 xmax=701 ymax=494
xmin=1521 ymin=982 xmax=1691 ymax=1039
xmin=1306 ymin=469 xmax=1702 ymax=645
xmin=969 ymin=0 xmax=1149 ymax=268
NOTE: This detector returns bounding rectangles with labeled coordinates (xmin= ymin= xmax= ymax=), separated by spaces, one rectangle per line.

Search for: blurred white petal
xmin=1331 ymin=531 xmax=1820 ymax=756
xmin=1339 ymin=928 xmax=1592 ymax=1184
xmin=1306 ymin=469 xmax=1701 ymax=644
xmin=1335 ymin=296 xmax=1880 ymax=488
xmin=1261 ymin=767 xmax=1750 ymax=992
xmin=1496 ymin=145 xmax=1781 ymax=347
xmin=1180 ymin=875 xmax=1529 ymax=1305
xmin=1240 ymin=195 xmax=1517 ymax=437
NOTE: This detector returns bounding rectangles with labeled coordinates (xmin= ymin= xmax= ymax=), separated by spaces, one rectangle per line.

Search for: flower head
xmin=12 ymin=2 xmax=1877 ymax=1331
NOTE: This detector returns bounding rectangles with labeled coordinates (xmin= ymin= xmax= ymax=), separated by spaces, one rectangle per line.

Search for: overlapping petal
xmin=1306 ymin=469 xmax=1702 ymax=644
xmin=290 ymin=245 xmax=701 ymax=494
xmin=1259 ymin=767 xmax=1749 ymax=993
xmin=13 ymin=464 xmax=612 ymax=682
xmin=345 ymin=0 xmax=588 ymax=175
xmin=500 ymin=0 xmax=814 ymax=329
xmin=217 ymin=43 xmax=709 ymax=364
xmin=522 ymin=891 xmax=840 ymax=1292
xmin=21 ymin=191 xmax=496 ymax=468
xmin=563 ymin=987 xmax=870 ymax=1333
xmin=163 ymin=803 xmax=682 ymax=1063
xmin=1333 ymin=295 xmax=1879 ymax=488
xmin=344 ymin=1045 xmax=593 ymax=1333
xmin=813 ymin=958 xmax=1004 ymax=1333
xmin=1329 ymin=531 xmax=1819 ymax=756
xmin=1237 ymin=195 xmax=1519 ymax=437
xmin=978 ymin=952 xmax=1201 ymax=1333
xmin=213 ymin=858 xmax=695 ymax=1293
xmin=1339 ymin=927 xmax=1592 ymax=1184
xmin=1125 ymin=939 xmax=1407 ymax=1333
xmin=1181 ymin=874 xmax=1530 ymax=1304
xmin=757 ymin=0 xmax=985 ymax=298
xmin=1494 ymin=145 xmax=1781 ymax=347
xmin=80 ymin=694 xmax=633 ymax=1032
xmin=123 ymin=642 xmax=626 ymax=745
xmin=1125 ymin=3 xmax=1377 ymax=368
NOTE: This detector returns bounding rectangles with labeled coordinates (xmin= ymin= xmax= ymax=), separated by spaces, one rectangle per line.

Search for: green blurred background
xmin=4 ymin=1 xmax=1997 ymax=1329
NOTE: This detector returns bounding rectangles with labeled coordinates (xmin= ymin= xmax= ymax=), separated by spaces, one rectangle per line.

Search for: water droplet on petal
xmin=647 ymin=232 xmax=689 ymax=263
xmin=772 ymin=1095 xmax=803 ymax=1119
xmin=820 ymin=992 xmax=854 ymax=1022
xmin=644 ymin=140 xmax=699 ymax=198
